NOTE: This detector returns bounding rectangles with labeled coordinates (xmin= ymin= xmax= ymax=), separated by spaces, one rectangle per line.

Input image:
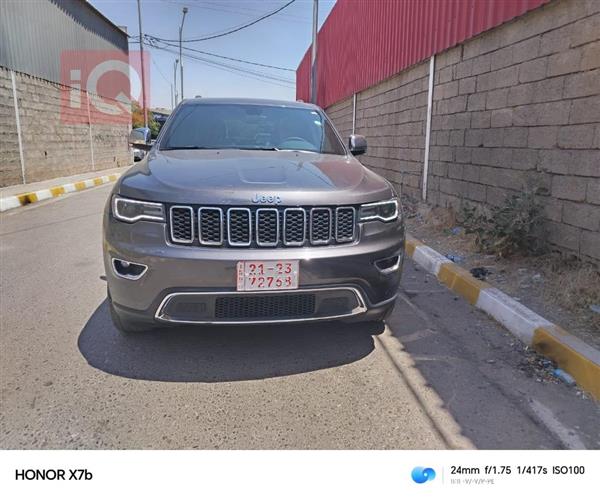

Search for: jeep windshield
xmin=159 ymin=103 xmax=346 ymax=155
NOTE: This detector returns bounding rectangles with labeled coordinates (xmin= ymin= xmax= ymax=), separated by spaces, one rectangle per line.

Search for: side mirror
xmin=349 ymin=134 xmax=367 ymax=156
xmin=129 ymin=128 xmax=152 ymax=150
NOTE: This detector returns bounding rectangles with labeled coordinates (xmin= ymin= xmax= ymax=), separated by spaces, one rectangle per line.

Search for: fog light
xmin=112 ymin=258 xmax=147 ymax=280
xmin=375 ymin=255 xmax=401 ymax=274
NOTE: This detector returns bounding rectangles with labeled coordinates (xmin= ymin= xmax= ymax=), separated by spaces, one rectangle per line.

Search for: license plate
xmin=236 ymin=260 xmax=299 ymax=291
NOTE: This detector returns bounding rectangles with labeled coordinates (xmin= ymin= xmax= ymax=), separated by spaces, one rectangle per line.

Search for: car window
xmin=322 ymin=119 xmax=346 ymax=155
xmin=160 ymin=103 xmax=346 ymax=155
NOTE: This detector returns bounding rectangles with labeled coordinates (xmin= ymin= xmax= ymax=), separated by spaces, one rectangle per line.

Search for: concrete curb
xmin=0 ymin=173 xmax=122 ymax=212
xmin=405 ymin=234 xmax=600 ymax=399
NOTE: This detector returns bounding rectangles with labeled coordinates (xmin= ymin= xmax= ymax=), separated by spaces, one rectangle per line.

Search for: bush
xmin=459 ymin=189 xmax=545 ymax=257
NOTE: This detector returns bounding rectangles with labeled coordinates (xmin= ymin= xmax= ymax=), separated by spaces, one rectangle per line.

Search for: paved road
xmin=1 ymin=185 xmax=598 ymax=449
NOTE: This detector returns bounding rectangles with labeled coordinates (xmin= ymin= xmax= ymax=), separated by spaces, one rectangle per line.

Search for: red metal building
xmin=297 ymin=0 xmax=549 ymax=108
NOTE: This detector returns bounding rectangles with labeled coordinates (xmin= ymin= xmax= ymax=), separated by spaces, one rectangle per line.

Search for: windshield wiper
xmin=229 ymin=146 xmax=280 ymax=151
xmin=160 ymin=146 xmax=216 ymax=150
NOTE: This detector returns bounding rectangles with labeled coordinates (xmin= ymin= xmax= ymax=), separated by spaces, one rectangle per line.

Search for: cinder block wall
xmin=0 ymin=68 xmax=22 ymax=186
xmin=326 ymin=0 xmax=600 ymax=261
xmin=328 ymin=62 xmax=429 ymax=200
xmin=0 ymin=67 xmax=131 ymax=187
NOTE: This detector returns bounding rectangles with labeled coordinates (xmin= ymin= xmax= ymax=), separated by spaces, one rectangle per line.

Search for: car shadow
xmin=78 ymin=299 xmax=383 ymax=383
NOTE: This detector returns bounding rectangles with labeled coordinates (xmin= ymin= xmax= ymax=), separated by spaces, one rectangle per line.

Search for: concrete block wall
xmin=326 ymin=96 xmax=353 ymax=138
xmin=0 ymin=67 xmax=131 ymax=187
xmin=326 ymin=0 xmax=600 ymax=262
xmin=328 ymin=62 xmax=430 ymax=200
xmin=0 ymin=68 xmax=22 ymax=186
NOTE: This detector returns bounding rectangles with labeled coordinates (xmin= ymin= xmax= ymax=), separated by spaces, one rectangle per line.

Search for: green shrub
xmin=459 ymin=189 xmax=545 ymax=257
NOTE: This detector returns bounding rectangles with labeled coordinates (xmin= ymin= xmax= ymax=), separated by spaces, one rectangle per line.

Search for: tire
xmin=108 ymin=299 xmax=149 ymax=334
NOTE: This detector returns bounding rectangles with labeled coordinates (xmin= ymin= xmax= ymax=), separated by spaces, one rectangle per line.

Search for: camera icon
xmin=411 ymin=466 xmax=436 ymax=484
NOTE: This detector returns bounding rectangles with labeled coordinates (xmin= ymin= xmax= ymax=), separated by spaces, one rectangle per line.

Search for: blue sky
xmin=90 ymin=0 xmax=336 ymax=109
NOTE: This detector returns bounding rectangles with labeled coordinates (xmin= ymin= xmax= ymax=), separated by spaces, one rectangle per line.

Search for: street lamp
xmin=173 ymin=58 xmax=179 ymax=107
xmin=179 ymin=7 xmax=188 ymax=101
xmin=310 ymin=0 xmax=319 ymax=104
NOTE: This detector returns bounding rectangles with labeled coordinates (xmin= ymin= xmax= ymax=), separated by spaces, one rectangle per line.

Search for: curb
xmin=0 ymin=173 xmax=122 ymax=213
xmin=405 ymin=234 xmax=600 ymax=400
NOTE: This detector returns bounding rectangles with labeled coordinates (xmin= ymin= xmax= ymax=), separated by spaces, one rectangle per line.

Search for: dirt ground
xmin=402 ymin=196 xmax=600 ymax=350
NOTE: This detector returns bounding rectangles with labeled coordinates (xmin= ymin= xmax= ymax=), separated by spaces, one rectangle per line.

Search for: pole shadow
xmin=78 ymin=299 xmax=383 ymax=382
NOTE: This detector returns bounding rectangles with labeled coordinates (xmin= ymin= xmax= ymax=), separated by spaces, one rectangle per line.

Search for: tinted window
xmin=160 ymin=103 xmax=346 ymax=155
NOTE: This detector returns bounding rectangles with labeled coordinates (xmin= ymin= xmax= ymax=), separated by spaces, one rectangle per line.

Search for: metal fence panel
xmin=0 ymin=0 xmax=128 ymax=95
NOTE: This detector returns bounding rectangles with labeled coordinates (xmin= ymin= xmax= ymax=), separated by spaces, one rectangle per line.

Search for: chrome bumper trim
xmin=111 ymin=257 xmax=148 ymax=281
xmin=154 ymin=286 xmax=368 ymax=325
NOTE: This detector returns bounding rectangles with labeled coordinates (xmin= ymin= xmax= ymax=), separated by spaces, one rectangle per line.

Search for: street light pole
xmin=173 ymin=59 xmax=179 ymax=107
xmin=179 ymin=7 xmax=188 ymax=101
xmin=310 ymin=0 xmax=318 ymax=104
xmin=136 ymin=0 xmax=148 ymax=127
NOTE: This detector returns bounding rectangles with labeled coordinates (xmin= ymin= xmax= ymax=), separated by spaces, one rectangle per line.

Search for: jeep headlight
xmin=112 ymin=196 xmax=165 ymax=223
xmin=358 ymin=198 xmax=399 ymax=222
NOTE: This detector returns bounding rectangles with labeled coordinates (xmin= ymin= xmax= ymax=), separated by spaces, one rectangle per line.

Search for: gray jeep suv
xmin=103 ymin=98 xmax=404 ymax=332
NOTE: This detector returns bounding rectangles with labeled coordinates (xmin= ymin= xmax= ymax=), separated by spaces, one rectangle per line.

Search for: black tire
xmin=109 ymin=299 xmax=148 ymax=334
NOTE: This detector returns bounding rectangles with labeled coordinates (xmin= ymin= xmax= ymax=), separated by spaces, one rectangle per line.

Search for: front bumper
xmin=103 ymin=207 xmax=404 ymax=324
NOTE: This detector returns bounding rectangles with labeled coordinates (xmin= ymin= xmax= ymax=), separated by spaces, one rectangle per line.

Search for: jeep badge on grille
xmin=252 ymin=194 xmax=282 ymax=204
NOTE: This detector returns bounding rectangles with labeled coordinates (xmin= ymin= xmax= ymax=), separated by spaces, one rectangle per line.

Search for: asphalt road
xmin=1 ymin=184 xmax=598 ymax=449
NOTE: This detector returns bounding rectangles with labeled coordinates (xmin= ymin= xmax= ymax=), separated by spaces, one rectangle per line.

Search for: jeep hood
xmin=117 ymin=149 xmax=393 ymax=206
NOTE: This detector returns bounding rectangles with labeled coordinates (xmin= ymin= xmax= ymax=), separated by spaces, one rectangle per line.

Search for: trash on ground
xmin=470 ymin=267 xmax=491 ymax=280
xmin=552 ymin=368 xmax=576 ymax=386
xmin=445 ymin=253 xmax=464 ymax=263
xmin=451 ymin=226 xmax=463 ymax=235
xmin=590 ymin=304 xmax=600 ymax=315
xmin=518 ymin=350 xmax=561 ymax=383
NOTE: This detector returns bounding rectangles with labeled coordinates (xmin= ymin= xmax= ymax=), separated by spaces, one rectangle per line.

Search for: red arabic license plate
xmin=236 ymin=260 xmax=299 ymax=291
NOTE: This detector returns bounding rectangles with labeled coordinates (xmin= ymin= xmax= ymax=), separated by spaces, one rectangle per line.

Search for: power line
xmin=183 ymin=0 xmax=311 ymax=23
xmin=145 ymin=38 xmax=295 ymax=83
xmin=151 ymin=57 xmax=172 ymax=85
xmin=147 ymin=43 xmax=295 ymax=89
xmin=144 ymin=35 xmax=295 ymax=72
xmin=150 ymin=0 xmax=296 ymax=42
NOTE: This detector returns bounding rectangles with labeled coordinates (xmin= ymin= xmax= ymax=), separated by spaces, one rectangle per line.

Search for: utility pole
xmin=136 ymin=0 xmax=148 ymax=127
xmin=310 ymin=0 xmax=318 ymax=104
xmin=173 ymin=59 xmax=179 ymax=107
xmin=179 ymin=7 xmax=188 ymax=101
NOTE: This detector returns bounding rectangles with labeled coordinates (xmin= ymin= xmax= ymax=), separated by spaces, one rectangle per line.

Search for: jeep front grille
xmin=310 ymin=208 xmax=332 ymax=245
xmin=227 ymin=208 xmax=252 ymax=246
xmin=199 ymin=207 xmax=223 ymax=245
xmin=283 ymin=208 xmax=306 ymax=246
xmin=168 ymin=205 xmax=357 ymax=248
xmin=170 ymin=206 xmax=194 ymax=243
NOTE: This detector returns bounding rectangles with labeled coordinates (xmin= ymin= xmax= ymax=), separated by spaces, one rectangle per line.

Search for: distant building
xmin=151 ymin=108 xmax=172 ymax=127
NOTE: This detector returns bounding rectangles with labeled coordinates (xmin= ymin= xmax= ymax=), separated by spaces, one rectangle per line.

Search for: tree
xmin=131 ymin=100 xmax=160 ymax=138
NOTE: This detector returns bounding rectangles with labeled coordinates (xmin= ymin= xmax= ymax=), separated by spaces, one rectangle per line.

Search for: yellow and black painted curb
xmin=0 ymin=173 xmax=122 ymax=212
xmin=405 ymin=234 xmax=600 ymax=399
